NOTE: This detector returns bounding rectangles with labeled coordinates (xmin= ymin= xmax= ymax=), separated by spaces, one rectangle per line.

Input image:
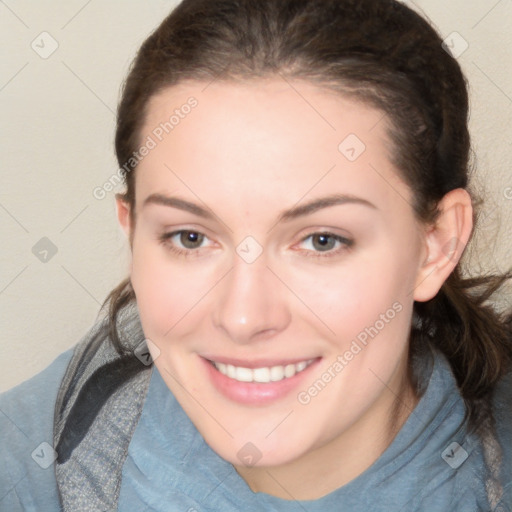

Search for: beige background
xmin=1 ymin=0 xmax=511 ymax=391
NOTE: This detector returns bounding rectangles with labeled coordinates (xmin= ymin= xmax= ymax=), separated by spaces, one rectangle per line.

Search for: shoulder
xmin=0 ymin=348 xmax=74 ymax=510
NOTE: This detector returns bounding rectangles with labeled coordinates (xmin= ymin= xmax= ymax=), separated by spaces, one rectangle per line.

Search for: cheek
xmin=292 ymin=260 xmax=414 ymax=439
xmin=130 ymin=236 xmax=213 ymax=336
xmin=287 ymin=247 xmax=416 ymax=343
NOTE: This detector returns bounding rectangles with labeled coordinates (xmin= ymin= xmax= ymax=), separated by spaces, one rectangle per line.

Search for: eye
xmin=298 ymin=232 xmax=353 ymax=256
xmin=159 ymin=229 xmax=210 ymax=255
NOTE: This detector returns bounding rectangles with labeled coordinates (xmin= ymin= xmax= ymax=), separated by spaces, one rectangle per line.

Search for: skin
xmin=117 ymin=79 xmax=473 ymax=500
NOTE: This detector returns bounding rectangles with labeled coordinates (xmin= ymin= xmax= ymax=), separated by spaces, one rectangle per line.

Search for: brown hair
xmin=107 ymin=0 xmax=511 ymax=428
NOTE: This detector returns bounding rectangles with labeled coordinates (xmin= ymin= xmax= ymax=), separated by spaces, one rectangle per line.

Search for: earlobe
xmin=413 ymin=188 xmax=473 ymax=302
xmin=115 ymin=194 xmax=132 ymax=238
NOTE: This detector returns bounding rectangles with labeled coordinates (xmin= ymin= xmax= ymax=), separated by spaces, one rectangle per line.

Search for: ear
xmin=413 ymin=188 xmax=473 ymax=302
xmin=115 ymin=194 xmax=132 ymax=239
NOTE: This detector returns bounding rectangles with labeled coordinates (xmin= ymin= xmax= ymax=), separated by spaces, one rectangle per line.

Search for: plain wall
xmin=1 ymin=0 xmax=511 ymax=391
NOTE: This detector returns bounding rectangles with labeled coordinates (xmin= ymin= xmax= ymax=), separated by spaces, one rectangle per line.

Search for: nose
xmin=212 ymin=257 xmax=291 ymax=345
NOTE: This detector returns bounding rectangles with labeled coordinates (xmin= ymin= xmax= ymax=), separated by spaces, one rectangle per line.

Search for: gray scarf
xmin=53 ymin=304 xmax=152 ymax=511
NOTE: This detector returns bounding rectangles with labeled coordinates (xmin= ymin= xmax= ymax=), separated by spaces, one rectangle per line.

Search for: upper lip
xmin=201 ymin=355 xmax=321 ymax=369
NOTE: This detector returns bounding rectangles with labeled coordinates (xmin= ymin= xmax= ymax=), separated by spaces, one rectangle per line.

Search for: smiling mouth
xmin=208 ymin=358 xmax=317 ymax=383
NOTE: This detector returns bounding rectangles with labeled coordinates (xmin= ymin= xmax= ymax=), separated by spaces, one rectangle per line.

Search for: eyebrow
xmin=143 ymin=194 xmax=213 ymax=218
xmin=142 ymin=192 xmax=377 ymax=222
xmin=277 ymin=194 xmax=377 ymax=222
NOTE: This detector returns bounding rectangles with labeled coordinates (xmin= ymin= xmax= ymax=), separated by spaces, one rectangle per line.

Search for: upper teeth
xmin=212 ymin=359 xmax=314 ymax=383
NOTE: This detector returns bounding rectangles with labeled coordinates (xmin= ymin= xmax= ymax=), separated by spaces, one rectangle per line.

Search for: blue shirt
xmin=1 ymin=347 xmax=511 ymax=511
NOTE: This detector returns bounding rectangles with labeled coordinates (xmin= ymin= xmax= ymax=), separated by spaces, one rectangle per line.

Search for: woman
xmin=1 ymin=0 xmax=510 ymax=510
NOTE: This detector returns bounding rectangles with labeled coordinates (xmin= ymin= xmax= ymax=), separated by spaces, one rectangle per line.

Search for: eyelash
xmin=158 ymin=230 xmax=353 ymax=258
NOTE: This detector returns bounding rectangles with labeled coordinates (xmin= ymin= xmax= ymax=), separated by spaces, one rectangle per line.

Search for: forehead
xmin=136 ymin=79 xmax=412 ymax=216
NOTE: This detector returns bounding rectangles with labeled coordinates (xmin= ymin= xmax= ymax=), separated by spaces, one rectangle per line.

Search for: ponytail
xmin=104 ymin=278 xmax=136 ymax=356
xmin=413 ymin=268 xmax=512 ymax=427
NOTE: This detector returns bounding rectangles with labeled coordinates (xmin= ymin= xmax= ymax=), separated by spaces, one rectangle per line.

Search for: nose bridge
xmin=213 ymin=255 xmax=290 ymax=343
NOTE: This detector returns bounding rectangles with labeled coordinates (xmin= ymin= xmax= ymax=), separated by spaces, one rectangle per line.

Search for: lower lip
xmin=202 ymin=357 xmax=321 ymax=405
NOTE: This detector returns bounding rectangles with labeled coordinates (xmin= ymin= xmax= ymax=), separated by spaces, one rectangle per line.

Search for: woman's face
xmin=121 ymin=79 xmax=429 ymax=471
